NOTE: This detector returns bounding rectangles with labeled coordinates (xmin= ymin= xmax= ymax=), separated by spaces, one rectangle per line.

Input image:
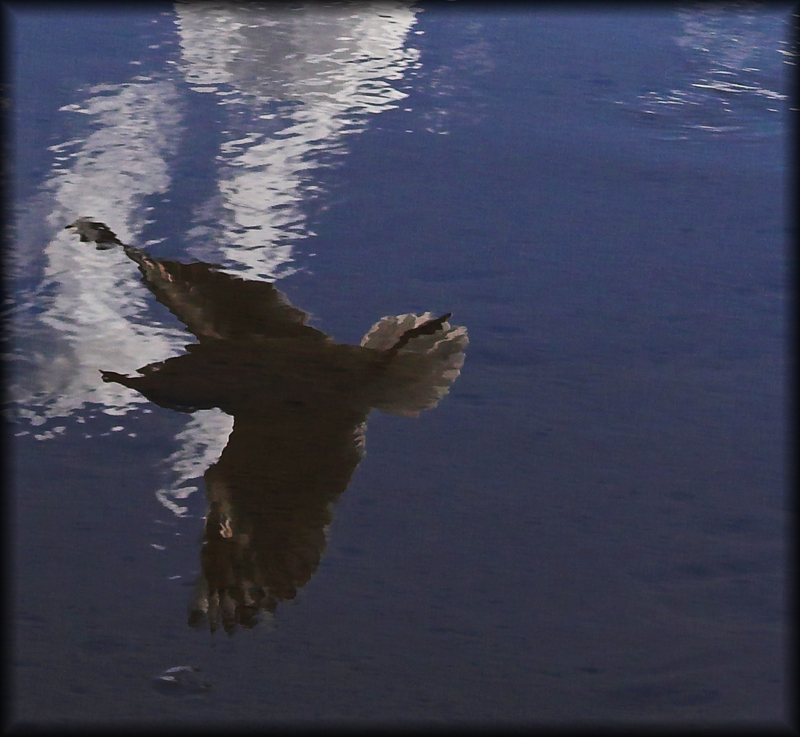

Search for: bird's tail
xmin=361 ymin=312 xmax=468 ymax=417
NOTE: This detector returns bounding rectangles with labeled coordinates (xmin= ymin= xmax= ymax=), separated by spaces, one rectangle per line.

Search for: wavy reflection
xmin=67 ymin=218 xmax=467 ymax=633
xmin=173 ymin=1 xmax=420 ymax=272
xmin=620 ymin=3 xmax=789 ymax=139
xmin=9 ymin=2 xmax=424 ymax=518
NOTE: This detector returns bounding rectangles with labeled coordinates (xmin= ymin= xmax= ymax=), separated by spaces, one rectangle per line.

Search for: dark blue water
xmin=7 ymin=3 xmax=790 ymax=725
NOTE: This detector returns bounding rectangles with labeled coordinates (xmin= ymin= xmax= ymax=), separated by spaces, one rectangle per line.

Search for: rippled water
xmin=7 ymin=3 xmax=791 ymax=725
xmin=615 ymin=4 xmax=789 ymax=138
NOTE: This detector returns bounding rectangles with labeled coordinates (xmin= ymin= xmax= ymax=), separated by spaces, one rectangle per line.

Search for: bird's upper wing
xmin=65 ymin=218 xmax=326 ymax=344
xmin=124 ymin=248 xmax=327 ymax=344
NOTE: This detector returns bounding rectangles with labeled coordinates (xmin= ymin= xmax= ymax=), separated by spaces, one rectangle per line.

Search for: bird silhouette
xmin=66 ymin=217 xmax=468 ymax=633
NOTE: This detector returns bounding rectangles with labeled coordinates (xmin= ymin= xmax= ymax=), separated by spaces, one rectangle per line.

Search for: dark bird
xmin=67 ymin=218 xmax=468 ymax=633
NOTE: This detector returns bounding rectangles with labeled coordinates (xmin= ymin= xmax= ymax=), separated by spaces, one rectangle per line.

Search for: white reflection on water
xmin=13 ymin=80 xmax=186 ymax=419
xmin=620 ymin=3 xmax=790 ymax=139
xmin=174 ymin=1 xmax=420 ymax=274
xmin=10 ymin=2 xmax=421 ymax=515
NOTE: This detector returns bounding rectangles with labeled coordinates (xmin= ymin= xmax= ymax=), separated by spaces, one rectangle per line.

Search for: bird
xmin=68 ymin=218 xmax=468 ymax=633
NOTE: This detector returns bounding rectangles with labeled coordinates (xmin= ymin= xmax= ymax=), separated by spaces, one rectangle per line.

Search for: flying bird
xmin=66 ymin=217 xmax=468 ymax=633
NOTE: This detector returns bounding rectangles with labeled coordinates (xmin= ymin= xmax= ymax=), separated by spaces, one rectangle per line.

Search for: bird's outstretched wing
xmin=124 ymin=252 xmax=326 ymax=344
xmin=66 ymin=217 xmax=326 ymax=344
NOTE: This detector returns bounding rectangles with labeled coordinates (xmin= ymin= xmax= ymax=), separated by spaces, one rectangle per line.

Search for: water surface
xmin=7 ymin=2 xmax=790 ymax=725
